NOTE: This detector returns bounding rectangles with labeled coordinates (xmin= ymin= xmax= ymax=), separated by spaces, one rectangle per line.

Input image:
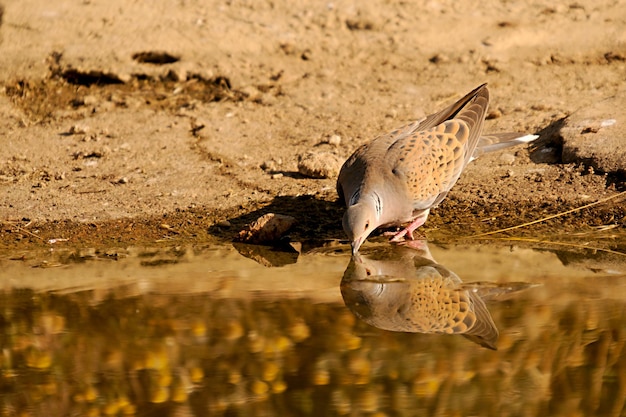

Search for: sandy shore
xmin=1 ymin=0 xmax=625 ymax=249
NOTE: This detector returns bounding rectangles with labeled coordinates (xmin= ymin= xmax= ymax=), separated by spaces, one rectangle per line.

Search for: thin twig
xmin=1 ymin=221 xmax=45 ymax=241
xmin=468 ymin=190 xmax=626 ymax=238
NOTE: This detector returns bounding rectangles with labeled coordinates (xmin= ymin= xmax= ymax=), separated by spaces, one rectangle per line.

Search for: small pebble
xmin=217 ymin=220 xmax=232 ymax=227
xmin=240 ymin=85 xmax=262 ymax=101
xmin=429 ymin=53 xmax=450 ymax=64
xmin=328 ymin=134 xmax=342 ymax=146
xmin=301 ymin=49 xmax=312 ymax=60
xmin=601 ymin=119 xmax=616 ymax=127
xmin=280 ymin=42 xmax=296 ymax=55
xmin=297 ymin=151 xmax=342 ymax=179
xmin=261 ymin=159 xmax=281 ymax=171
xmin=499 ymin=153 xmax=516 ymax=165
xmin=259 ymin=93 xmax=277 ymax=106
xmin=83 ymin=95 xmax=98 ymax=106
xmin=486 ymin=109 xmax=502 ymax=120
xmin=69 ymin=124 xmax=90 ymax=135
xmin=172 ymin=65 xmax=192 ymax=82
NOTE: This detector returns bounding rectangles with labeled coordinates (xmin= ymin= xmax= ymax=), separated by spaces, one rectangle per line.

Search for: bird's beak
xmin=351 ymin=236 xmax=364 ymax=256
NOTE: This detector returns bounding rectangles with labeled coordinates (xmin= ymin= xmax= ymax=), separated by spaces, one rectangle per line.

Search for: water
xmin=1 ymin=240 xmax=625 ymax=417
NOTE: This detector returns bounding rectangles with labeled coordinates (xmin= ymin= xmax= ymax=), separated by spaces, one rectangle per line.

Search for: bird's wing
xmin=461 ymin=293 xmax=499 ymax=350
xmin=384 ymin=120 xmax=472 ymax=209
xmin=383 ymin=86 xmax=490 ymax=210
xmin=414 ymin=83 xmax=488 ymax=131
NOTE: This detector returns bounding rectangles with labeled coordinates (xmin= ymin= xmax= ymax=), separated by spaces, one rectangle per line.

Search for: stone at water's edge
xmin=560 ymin=92 xmax=626 ymax=175
xmin=236 ymin=213 xmax=297 ymax=244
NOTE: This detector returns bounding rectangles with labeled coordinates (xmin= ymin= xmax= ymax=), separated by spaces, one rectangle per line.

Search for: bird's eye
xmin=364 ymin=221 xmax=369 ymax=230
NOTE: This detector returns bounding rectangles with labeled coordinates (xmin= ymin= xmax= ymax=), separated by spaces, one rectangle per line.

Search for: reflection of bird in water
xmin=340 ymin=241 xmax=499 ymax=350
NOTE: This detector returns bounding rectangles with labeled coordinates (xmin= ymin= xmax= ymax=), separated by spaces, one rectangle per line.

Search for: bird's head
xmin=343 ymin=201 xmax=378 ymax=255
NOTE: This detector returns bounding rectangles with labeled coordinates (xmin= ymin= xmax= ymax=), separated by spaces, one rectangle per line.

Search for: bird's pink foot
xmin=389 ymin=228 xmax=413 ymax=242
xmin=387 ymin=217 xmax=426 ymax=242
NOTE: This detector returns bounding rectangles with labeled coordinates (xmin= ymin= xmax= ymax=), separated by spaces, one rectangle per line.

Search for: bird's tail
xmin=471 ymin=133 xmax=539 ymax=160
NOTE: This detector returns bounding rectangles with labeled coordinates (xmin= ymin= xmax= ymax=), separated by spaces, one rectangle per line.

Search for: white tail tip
xmin=514 ymin=134 xmax=539 ymax=143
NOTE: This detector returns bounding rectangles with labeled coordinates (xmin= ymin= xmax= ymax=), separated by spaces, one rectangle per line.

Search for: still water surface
xmin=1 ymin=240 xmax=625 ymax=417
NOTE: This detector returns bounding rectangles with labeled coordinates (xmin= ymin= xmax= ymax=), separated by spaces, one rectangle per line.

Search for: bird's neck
xmin=360 ymin=184 xmax=414 ymax=226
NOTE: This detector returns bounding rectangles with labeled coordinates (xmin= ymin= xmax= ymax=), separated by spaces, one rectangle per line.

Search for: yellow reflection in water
xmin=0 ymin=242 xmax=624 ymax=417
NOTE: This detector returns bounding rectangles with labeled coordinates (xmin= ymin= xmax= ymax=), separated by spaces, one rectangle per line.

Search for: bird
xmin=337 ymin=84 xmax=538 ymax=254
xmin=340 ymin=242 xmax=499 ymax=350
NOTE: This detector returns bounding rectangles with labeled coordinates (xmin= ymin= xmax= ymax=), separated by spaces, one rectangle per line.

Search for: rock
xmin=236 ymin=213 xmax=296 ymax=244
xmin=297 ymin=151 xmax=342 ymax=179
xmin=560 ymin=93 xmax=626 ymax=174
xmin=345 ymin=18 xmax=376 ymax=31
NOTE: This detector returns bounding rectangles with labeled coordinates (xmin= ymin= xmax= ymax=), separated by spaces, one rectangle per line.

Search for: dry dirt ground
xmin=1 ymin=0 xmax=625 ymax=251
